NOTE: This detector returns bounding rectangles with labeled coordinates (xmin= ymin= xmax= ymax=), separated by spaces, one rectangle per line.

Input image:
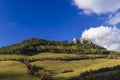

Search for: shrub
xmin=62 ymin=70 xmax=74 ymax=73
xmin=38 ymin=70 xmax=52 ymax=80
xmin=34 ymin=71 xmax=39 ymax=77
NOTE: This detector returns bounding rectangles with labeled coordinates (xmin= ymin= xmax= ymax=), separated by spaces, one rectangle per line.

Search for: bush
xmin=62 ymin=70 xmax=74 ymax=73
xmin=34 ymin=71 xmax=39 ymax=77
xmin=38 ymin=70 xmax=52 ymax=80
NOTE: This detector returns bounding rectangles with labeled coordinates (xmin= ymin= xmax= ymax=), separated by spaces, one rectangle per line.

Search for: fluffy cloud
xmin=73 ymin=0 xmax=120 ymax=14
xmin=73 ymin=0 xmax=120 ymax=51
xmin=73 ymin=0 xmax=120 ymax=25
xmin=81 ymin=26 xmax=120 ymax=51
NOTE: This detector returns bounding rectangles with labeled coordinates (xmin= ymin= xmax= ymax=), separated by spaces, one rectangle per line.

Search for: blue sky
xmin=1 ymin=0 xmax=120 ymax=51
xmin=0 ymin=0 xmax=103 ymax=47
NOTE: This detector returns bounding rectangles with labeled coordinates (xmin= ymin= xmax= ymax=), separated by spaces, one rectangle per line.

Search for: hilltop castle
xmin=73 ymin=38 xmax=92 ymax=44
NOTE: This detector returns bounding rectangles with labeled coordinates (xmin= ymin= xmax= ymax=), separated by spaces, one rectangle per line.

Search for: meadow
xmin=0 ymin=53 xmax=120 ymax=80
xmin=0 ymin=53 xmax=106 ymax=61
xmin=31 ymin=59 xmax=120 ymax=78
xmin=0 ymin=61 xmax=37 ymax=80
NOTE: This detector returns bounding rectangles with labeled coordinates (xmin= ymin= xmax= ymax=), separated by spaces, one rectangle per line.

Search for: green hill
xmin=0 ymin=38 xmax=120 ymax=80
xmin=0 ymin=38 xmax=108 ymax=55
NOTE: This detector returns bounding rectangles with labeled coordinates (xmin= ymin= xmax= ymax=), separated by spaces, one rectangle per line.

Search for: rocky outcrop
xmin=80 ymin=38 xmax=92 ymax=44
xmin=73 ymin=38 xmax=79 ymax=44
xmin=73 ymin=38 xmax=92 ymax=44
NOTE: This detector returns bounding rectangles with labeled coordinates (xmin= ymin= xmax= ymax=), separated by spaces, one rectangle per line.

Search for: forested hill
xmin=0 ymin=38 xmax=109 ymax=55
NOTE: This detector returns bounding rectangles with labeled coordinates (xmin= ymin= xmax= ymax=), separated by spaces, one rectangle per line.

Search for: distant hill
xmin=0 ymin=38 xmax=109 ymax=55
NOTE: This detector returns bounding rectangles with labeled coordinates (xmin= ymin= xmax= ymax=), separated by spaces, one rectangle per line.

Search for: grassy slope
xmin=0 ymin=53 xmax=82 ymax=59
xmin=0 ymin=53 xmax=120 ymax=79
xmin=0 ymin=54 xmax=27 ymax=60
xmin=29 ymin=53 xmax=82 ymax=60
xmin=31 ymin=59 xmax=120 ymax=78
xmin=0 ymin=61 xmax=37 ymax=80
xmin=0 ymin=53 xmax=106 ymax=61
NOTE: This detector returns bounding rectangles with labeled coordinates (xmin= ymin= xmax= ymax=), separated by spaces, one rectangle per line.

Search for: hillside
xmin=0 ymin=38 xmax=120 ymax=80
xmin=0 ymin=61 xmax=37 ymax=80
xmin=0 ymin=38 xmax=108 ymax=55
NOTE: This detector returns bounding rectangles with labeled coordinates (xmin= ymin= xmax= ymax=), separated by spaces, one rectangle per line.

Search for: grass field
xmin=0 ymin=53 xmax=83 ymax=60
xmin=31 ymin=59 xmax=120 ymax=78
xmin=0 ymin=53 xmax=106 ymax=61
xmin=0 ymin=54 xmax=27 ymax=61
xmin=0 ymin=61 xmax=37 ymax=80
xmin=0 ymin=53 xmax=120 ymax=80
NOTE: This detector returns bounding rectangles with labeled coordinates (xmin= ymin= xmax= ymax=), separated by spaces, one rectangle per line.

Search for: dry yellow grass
xmin=0 ymin=53 xmax=105 ymax=61
xmin=0 ymin=61 xmax=37 ymax=80
xmin=0 ymin=53 xmax=120 ymax=79
xmin=0 ymin=54 xmax=27 ymax=60
xmin=28 ymin=53 xmax=80 ymax=60
xmin=31 ymin=59 xmax=120 ymax=78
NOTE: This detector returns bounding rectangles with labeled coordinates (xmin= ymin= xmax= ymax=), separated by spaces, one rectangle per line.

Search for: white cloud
xmin=81 ymin=26 xmax=120 ymax=51
xmin=73 ymin=0 xmax=120 ymax=25
xmin=108 ymin=12 xmax=120 ymax=25
xmin=73 ymin=0 xmax=120 ymax=14
xmin=72 ymin=0 xmax=120 ymax=51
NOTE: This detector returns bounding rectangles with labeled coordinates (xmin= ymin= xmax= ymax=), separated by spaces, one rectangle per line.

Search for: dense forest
xmin=0 ymin=38 xmax=109 ymax=55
